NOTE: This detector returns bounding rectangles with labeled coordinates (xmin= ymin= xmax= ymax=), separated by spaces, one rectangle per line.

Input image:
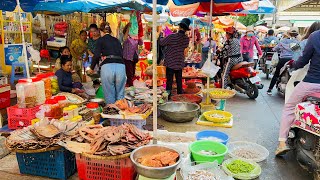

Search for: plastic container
xmin=189 ymin=140 xmax=228 ymax=164
xmin=63 ymin=107 xmax=73 ymax=121
xmin=37 ymin=73 xmax=52 ymax=100
xmin=30 ymin=77 xmax=46 ymax=105
xmin=203 ymin=110 xmax=233 ymax=123
xmin=69 ymin=105 xmax=79 ymax=116
xmin=48 ymin=72 xmax=59 ymax=95
xmin=196 ymin=130 xmax=229 ymax=145
xmin=54 ymin=95 xmax=68 ymax=108
xmin=44 ymin=99 xmax=61 ymax=119
xmin=16 ymin=148 xmax=76 ymax=180
xmin=222 ymin=158 xmax=262 ymax=180
xmin=76 ymin=153 xmax=136 ymax=180
xmin=86 ymin=102 xmax=100 ymax=124
xmin=227 ymin=141 xmax=269 ymax=162
xmin=16 ymin=79 xmax=37 ymax=108
xmin=7 ymin=105 xmax=40 ymax=129
xmin=110 ymin=119 xmax=146 ymax=129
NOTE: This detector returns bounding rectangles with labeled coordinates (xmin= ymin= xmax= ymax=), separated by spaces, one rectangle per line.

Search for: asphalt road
xmin=0 ymin=74 xmax=313 ymax=180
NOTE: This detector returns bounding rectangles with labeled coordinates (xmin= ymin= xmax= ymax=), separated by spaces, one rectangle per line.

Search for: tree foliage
xmin=238 ymin=14 xmax=259 ymax=26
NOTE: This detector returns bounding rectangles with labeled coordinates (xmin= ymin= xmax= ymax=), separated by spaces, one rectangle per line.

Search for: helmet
xmin=225 ymin=27 xmax=236 ymax=34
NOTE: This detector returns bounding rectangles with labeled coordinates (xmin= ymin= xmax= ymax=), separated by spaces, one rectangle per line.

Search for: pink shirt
xmin=240 ymin=36 xmax=263 ymax=58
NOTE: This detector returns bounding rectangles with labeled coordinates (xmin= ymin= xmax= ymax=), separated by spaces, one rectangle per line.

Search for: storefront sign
xmin=4 ymin=44 xmax=30 ymax=65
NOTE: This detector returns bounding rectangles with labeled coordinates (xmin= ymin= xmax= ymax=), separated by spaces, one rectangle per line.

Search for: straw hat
xmin=246 ymin=26 xmax=254 ymax=33
xmin=288 ymin=27 xmax=299 ymax=37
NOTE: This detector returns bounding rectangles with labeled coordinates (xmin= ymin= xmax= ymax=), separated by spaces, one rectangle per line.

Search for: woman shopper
xmin=240 ymin=27 xmax=262 ymax=62
xmin=87 ymin=24 xmax=100 ymax=58
xmin=160 ymin=18 xmax=190 ymax=96
xmin=285 ymin=22 xmax=320 ymax=102
xmin=70 ymin=30 xmax=88 ymax=82
xmin=54 ymin=46 xmax=71 ymax=72
xmin=123 ymin=22 xmax=143 ymax=87
xmin=221 ymin=27 xmax=243 ymax=89
xmin=87 ymin=23 xmax=126 ymax=104
xmin=267 ymin=28 xmax=300 ymax=95
xmin=276 ymin=29 xmax=320 ymax=156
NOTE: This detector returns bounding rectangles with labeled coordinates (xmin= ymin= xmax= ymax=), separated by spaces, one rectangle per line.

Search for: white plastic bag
xmin=271 ymin=52 xmax=279 ymax=66
xmin=201 ymin=59 xmax=220 ymax=78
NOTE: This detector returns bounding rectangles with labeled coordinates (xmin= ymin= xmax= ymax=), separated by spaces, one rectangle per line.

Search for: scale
xmin=137 ymin=173 xmax=176 ymax=180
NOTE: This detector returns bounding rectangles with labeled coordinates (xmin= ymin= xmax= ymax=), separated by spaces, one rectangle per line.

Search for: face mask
xmin=247 ymin=33 xmax=254 ymax=37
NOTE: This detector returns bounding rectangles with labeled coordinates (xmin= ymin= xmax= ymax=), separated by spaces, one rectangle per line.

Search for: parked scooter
xmin=229 ymin=62 xmax=262 ymax=99
xmin=288 ymin=93 xmax=320 ymax=180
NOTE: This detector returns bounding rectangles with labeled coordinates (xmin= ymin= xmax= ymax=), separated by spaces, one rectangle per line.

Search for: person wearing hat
xmin=240 ymin=27 xmax=263 ymax=63
xmin=87 ymin=22 xmax=126 ymax=104
xmin=160 ymin=18 xmax=191 ymax=96
xmin=221 ymin=27 xmax=243 ymax=89
xmin=266 ymin=28 xmax=300 ymax=95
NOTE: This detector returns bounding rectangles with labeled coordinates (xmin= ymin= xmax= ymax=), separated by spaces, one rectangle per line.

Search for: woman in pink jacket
xmin=240 ymin=27 xmax=263 ymax=63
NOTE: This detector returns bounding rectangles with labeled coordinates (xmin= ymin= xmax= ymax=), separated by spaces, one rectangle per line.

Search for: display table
xmin=293 ymin=102 xmax=320 ymax=135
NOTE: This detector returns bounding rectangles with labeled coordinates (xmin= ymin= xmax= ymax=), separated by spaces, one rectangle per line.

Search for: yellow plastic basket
xmin=208 ymin=88 xmax=236 ymax=99
xmin=203 ymin=110 xmax=233 ymax=123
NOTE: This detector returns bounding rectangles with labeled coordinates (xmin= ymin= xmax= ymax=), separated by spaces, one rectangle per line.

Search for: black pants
xmin=166 ymin=67 xmax=183 ymax=95
xmin=125 ymin=60 xmax=136 ymax=87
xmin=268 ymin=57 xmax=291 ymax=90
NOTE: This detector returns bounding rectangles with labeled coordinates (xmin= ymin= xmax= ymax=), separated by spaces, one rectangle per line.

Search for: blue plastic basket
xmin=16 ymin=147 xmax=76 ymax=180
xmin=196 ymin=130 xmax=230 ymax=145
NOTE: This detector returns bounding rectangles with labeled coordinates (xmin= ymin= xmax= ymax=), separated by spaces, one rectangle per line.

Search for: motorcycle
xmin=259 ymin=42 xmax=277 ymax=79
xmin=229 ymin=62 xmax=262 ymax=99
xmin=288 ymin=93 xmax=320 ymax=180
xmin=276 ymin=62 xmax=292 ymax=97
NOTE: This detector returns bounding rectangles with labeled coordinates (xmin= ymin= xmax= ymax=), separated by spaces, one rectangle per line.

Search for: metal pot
xmin=130 ymin=145 xmax=182 ymax=179
xmin=158 ymin=102 xmax=200 ymax=123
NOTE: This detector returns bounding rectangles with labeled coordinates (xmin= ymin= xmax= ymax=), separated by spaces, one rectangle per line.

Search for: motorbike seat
xmin=231 ymin=62 xmax=255 ymax=70
xmin=304 ymin=92 xmax=320 ymax=103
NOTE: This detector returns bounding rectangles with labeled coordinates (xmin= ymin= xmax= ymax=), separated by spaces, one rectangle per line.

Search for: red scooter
xmin=229 ymin=62 xmax=262 ymax=99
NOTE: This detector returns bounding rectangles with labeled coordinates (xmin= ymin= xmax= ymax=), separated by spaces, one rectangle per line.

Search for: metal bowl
xmin=158 ymin=102 xmax=200 ymax=123
xmin=130 ymin=145 xmax=182 ymax=179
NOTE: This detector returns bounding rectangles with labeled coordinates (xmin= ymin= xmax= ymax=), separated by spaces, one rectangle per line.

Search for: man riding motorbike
xmin=276 ymin=29 xmax=320 ymax=156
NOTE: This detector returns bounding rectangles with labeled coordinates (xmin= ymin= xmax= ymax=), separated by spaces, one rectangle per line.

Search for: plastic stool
xmin=10 ymin=62 xmax=28 ymax=85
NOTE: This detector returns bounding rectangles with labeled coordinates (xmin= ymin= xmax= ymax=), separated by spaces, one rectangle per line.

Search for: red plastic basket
xmin=7 ymin=105 xmax=40 ymax=129
xmin=76 ymin=153 xmax=136 ymax=180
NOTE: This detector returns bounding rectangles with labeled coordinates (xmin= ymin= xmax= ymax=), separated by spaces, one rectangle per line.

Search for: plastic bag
xmin=201 ymin=59 xmax=220 ymax=78
xmin=271 ymin=52 xmax=279 ymax=66
xmin=82 ymin=82 xmax=95 ymax=96
xmin=129 ymin=13 xmax=138 ymax=36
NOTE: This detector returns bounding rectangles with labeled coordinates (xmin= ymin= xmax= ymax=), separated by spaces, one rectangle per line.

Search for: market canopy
xmin=143 ymin=0 xmax=251 ymax=6
xmin=168 ymin=0 xmax=259 ymax=17
xmin=33 ymin=0 xmax=153 ymax=15
xmin=233 ymin=0 xmax=276 ymax=14
xmin=0 ymin=0 xmax=75 ymax=12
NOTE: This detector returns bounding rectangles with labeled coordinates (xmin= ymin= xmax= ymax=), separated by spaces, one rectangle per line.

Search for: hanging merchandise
xmin=163 ymin=26 xmax=173 ymax=37
xmin=106 ymin=14 xmax=119 ymax=37
xmin=129 ymin=12 xmax=138 ymax=37
xmin=136 ymin=11 xmax=143 ymax=39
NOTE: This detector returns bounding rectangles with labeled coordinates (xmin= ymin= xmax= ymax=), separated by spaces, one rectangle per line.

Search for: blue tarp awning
xmin=0 ymin=0 xmax=75 ymax=12
xmin=33 ymin=0 xmax=153 ymax=15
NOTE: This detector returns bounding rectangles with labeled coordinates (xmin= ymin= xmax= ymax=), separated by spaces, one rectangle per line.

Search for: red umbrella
xmin=168 ymin=0 xmax=258 ymax=17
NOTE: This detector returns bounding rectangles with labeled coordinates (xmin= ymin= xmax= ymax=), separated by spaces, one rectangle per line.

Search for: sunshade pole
xmin=206 ymin=0 xmax=213 ymax=104
xmin=152 ymin=0 xmax=158 ymax=144
xmin=16 ymin=0 xmax=30 ymax=78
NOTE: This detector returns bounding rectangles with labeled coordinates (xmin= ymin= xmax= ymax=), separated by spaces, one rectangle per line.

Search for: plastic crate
xmin=76 ymin=153 xmax=136 ymax=180
xmin=16 ymin=148 xmax=76 ymax=180
xmin=110 ymin=118 xmax=146 ymax=129
xmin=7 ymin=105 xmax=40 ymax=129
xmin=0 ymin=85 xmax=10 ymax=109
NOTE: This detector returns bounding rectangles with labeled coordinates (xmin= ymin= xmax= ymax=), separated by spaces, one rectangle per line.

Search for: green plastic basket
xmin=189 ymin=140 xmax=228 ymax=164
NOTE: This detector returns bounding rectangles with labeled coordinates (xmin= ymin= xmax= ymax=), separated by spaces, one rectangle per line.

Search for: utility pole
xmin=272 ymin=0 xmax=278 ymax=28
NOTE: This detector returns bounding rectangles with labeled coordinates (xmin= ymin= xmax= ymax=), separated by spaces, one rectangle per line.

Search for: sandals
xmin=275 ymin=146 xmax=291 ymax=157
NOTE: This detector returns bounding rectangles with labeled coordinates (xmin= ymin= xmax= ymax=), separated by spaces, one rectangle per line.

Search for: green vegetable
xmin=226 ymin=160 xmax=255 ymax=174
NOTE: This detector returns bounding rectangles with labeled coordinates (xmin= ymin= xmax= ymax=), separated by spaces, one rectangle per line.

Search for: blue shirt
xmin=274 ymin=38 xmax=299 ymax=59
xmin=262 ymin=36 xmax=279 ymax=45
xmin=55 ymin=68 xmax=73 ymax=92
xmin=293 ymin=30 xmax=320 ymax=84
